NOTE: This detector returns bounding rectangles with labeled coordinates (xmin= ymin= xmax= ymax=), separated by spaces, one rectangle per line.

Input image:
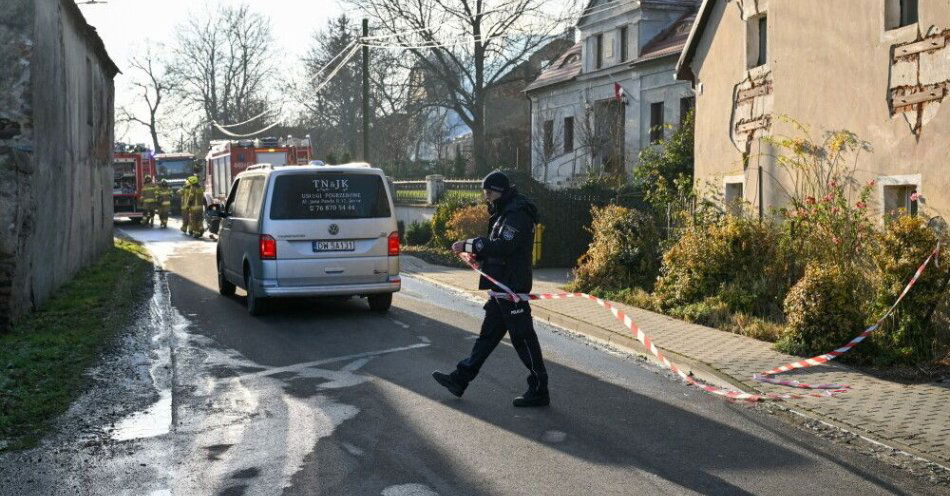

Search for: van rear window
xmin=269 ymin=173 xmax=391 ymax=220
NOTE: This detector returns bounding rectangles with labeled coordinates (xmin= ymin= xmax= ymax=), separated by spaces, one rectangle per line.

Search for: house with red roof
xmin=525 ymin=0 xmax=698 ymax=188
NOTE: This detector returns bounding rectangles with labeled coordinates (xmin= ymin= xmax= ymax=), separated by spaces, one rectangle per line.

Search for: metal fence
xmin=393 ymin=180 xmax=427 ymax=204
xmin=531 ymin=192 xmax=646 ymax=268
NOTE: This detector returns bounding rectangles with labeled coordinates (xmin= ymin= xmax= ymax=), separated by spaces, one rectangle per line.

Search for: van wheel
xmin=245 ymin=270 xmax=267 ymax=316
xmin=218 ymin=258 xmax=235 ymax=296
xmin=368 ymin=293 xmax=392 ymax=313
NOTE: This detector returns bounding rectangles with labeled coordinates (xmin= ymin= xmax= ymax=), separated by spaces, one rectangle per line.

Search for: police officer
xmin=432 ymin=170 xmax=550 ymax=407
xmin=141 ymin=175 xmax=157 ymax=227
xmin=156 ymin=179 xmax=172 ymax=228
xmin=185 ymin=175 xmax=205 ymax=238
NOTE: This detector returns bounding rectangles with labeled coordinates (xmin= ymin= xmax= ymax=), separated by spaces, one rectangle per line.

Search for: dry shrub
xmin=570 ymin=205 xmax=660 ymax=293
xmin=447 ymin=205 xmax=489 ymax=241
xmin=653 ymin=215 xmax=790 ymax=319
xmin=866 ymin=214 xmax=950 ymax=364
xmin=778 ymin=263 xmax=866 ymax=357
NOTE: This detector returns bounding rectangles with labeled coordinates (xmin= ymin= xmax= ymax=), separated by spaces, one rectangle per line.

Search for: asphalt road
xmin=1 ymin=221 xmax=944 ymax=495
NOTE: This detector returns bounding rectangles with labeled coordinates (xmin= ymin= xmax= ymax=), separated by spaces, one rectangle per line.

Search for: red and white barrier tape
xmin=457 ymin=244 xmax=939 ymax=402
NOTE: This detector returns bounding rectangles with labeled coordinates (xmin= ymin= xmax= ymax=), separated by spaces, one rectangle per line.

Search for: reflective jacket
xmin=462 ymin=188 xmax=539 ymax=294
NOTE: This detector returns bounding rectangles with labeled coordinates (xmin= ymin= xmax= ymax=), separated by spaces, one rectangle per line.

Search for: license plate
xmin=313 ymin=240 xmax=356 ymax=252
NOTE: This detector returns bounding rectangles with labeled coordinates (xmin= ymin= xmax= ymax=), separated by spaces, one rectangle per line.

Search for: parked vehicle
xmin=204 ymin=136 xmax=312 ymax=210
xmin=112 ymin=145 xmax=156 ymax=222
xmin=213 ymin=162 xmax=400 ymax=315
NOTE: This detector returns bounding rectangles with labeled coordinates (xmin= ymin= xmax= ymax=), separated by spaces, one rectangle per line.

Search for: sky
xmin=77 ymin=0 xmax=581 ymax=149
xmin=78 ymin=0 xmax=353 ymax=146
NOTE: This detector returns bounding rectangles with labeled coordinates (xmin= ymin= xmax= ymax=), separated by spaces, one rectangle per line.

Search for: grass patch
xmin=0 ymin=238 xmax=152 ymax=450
xmin=402 ymin=245 xmax=468 ymax=268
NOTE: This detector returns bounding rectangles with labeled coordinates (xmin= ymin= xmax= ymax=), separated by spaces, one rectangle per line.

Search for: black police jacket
xmin=461 ymin=188 xmax=539 ymax=294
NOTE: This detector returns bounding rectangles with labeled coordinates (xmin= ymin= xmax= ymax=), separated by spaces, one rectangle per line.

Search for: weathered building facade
xmin=526 ymin=0 xmax=697 ymax=189
xmin=677 ymin=0 xmax=950 ymax=218
xmin=0 ymin=0 xmax=118 ymax=329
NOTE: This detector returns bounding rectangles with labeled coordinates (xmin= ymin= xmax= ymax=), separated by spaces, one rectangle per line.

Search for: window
xmin=619 ymin=26 xmax=628 ymax=63
xmin=680 ymin=97 xmax=694 ymax=124
xmin=564 ymin=116 xmax=574 ymax=153
xmin=649 ymin=102 xmax=665 ymax=143
xmin=595 ymin=33 xmax=604 ymax=69
xmin=886 ymin=0 xmax=918 ymax=29
xmin=747 ymin=14 xmax=768 ymax=68
xmin=269 ymin=173 xmax=391 ymax=220
xmin=725 ymin=181 xmax=744 ymax=215
xmin=246 ymin=177 xmax=266 ymax=218
xmin=543 ymin=119 xmax=554 ymax=156
xmin=883 ymin=184 xmax=919 ymax=217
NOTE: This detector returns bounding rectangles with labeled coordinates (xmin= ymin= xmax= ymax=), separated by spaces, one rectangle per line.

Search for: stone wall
xmin=0 ymin=0 xmax=116 ymax=329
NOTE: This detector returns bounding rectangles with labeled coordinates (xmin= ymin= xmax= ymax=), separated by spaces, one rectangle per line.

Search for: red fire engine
xmin=112 ymin=144 xmax=156 ymax=222
xmin=204 ymin=136 xmax=312 ymax=206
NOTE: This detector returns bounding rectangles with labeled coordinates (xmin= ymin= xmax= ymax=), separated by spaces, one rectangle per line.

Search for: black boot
xmin=513 ymin=389 xmax=549 ymax=408
xmin=432 ymin=371 xmax=466 ymax=398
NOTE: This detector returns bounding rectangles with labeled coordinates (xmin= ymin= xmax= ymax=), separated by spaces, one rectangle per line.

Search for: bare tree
xmin=350 ymin=0 xmax=578 ymax=176
xmin=577 ymin=99 xmax=627 ymax=182
xmin=531 ymin=108 xmax=566 ymax=184
xmin=119 ymin=45 xmax=176 ymax=153
xmin=170 ymin=4 xmax=276 ymax=131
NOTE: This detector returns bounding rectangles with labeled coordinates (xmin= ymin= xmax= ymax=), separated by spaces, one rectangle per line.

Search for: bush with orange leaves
xmin=446 ymin=205 xmax=490 ymax=242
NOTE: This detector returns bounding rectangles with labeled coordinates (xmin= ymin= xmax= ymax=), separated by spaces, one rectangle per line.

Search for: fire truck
xmin=112 ymin=144 xmax=156 ymax=222
xmin=204 ymin=136 xmax=312 ymax=206
xmin=154 ymin=152 xmax=197 ymax=215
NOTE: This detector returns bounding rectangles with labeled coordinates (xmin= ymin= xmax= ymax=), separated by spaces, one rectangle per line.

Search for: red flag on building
xmin=614 ymin=82 xmax=624 ymax=104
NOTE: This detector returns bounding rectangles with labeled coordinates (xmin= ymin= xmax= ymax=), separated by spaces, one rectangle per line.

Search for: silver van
xmin=214 ymin=163 xmax=400 ymax=315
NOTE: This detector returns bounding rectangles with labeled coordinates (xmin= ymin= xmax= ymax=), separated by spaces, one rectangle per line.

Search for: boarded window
xmin=563 ymin=116 xmax=574 ymax=153
xmin=650 ymin=102 xmax=664 ymax=143
xmin=543 ymin=119 xmax=554 ymax=156
xmin=619 ymin=26 xmax=629 ymax=63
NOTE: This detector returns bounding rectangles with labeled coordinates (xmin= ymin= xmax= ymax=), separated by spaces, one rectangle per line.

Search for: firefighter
xmin=432 ymin=170 xmax=550 ymax=407
xmin=179 ymin=179 xmax=192 ymax=234
xmin=185 ymin=175 xmax=205 ymax=238
xmin=141 ymin=175 xmax=157 ymax=226
xmin=156 ymin=179 xmax=172 ymax=228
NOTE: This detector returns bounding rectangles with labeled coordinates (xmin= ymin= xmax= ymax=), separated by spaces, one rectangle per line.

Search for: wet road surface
xmin=0 ymin=221 xmax=944 ymax=495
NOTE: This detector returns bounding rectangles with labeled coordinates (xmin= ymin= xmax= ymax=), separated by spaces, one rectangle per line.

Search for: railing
xmin=393 ymin=180 xmax=427 ymax=204
xmin=393 ymin=177 xmax=482 ymax=205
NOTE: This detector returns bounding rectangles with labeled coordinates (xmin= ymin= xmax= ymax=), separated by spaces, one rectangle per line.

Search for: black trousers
xmin=453 ymin=298 xmax=548 ymax=392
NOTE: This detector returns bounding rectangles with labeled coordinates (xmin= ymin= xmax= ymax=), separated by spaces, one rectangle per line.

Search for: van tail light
xmin=260 ymin=234 xmax=277 ymax=260
xmin=388 ymin=231 xmax=400 ymax=256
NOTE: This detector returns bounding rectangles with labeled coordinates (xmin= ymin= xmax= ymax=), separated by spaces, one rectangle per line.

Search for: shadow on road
xmin=157 ymin=249 xmax=917 ymax=496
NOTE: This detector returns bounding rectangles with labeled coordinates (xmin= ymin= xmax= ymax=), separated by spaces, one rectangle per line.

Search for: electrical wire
xmin=212 ymin=120 xmax=281 ymax=138
xmin=214 ymin=110 xmax=269 ymax=129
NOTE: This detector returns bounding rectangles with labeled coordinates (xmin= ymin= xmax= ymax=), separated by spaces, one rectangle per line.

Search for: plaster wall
xmin=0 ymin=0 xmax=115 ymax=329
xmin=689 ymin=0 xmax=950 ymax=218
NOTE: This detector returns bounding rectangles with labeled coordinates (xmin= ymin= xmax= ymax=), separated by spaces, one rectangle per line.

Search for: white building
xmin=525 ymin=0 xmax=698 ymax=188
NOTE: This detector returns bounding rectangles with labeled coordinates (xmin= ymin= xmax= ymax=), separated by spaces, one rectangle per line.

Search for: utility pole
xmin=362 ymin=18 xmax=370 ymax=163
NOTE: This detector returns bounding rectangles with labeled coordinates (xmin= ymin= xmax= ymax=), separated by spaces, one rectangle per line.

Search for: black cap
xmin=481 ymin=170 xmax=510 ymax=193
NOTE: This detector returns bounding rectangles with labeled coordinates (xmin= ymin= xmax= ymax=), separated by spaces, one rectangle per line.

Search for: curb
xmin=401 ymin=267 xmax=950 ymax=469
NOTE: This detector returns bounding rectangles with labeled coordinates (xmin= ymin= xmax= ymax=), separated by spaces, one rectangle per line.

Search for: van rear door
xmin=265 ymin=171 xmax=396 ymax=288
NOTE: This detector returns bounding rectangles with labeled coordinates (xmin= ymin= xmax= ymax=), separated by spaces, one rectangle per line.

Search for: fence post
xmin=426 ymin=174 xmax=445 ymax=205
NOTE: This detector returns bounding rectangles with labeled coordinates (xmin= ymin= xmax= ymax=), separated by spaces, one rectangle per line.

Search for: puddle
xmin=111 ymin=389 xmax=173 ymax=441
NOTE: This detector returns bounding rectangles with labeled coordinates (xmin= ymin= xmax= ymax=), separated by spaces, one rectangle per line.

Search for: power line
xmin=215 ymin=110 xmax=269 ymax=129
xmin=212 ymin=120 xmax=281 ymax=138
